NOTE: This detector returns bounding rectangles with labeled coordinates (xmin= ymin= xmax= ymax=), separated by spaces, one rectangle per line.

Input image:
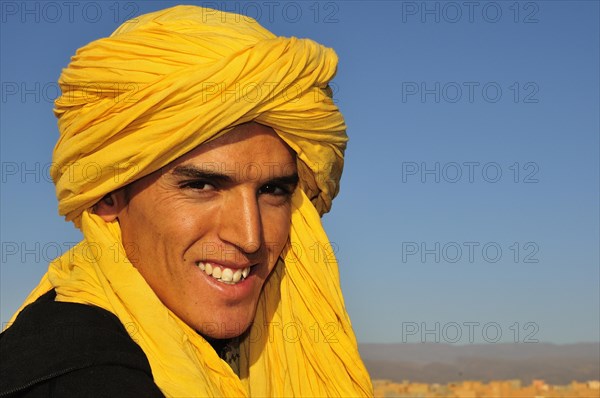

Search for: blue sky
xmin=1 ymin=1 xmax=598 ymax=345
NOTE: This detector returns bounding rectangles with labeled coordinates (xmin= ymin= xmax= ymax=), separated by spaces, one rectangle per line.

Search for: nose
xmin=218 ymin=188 xmax=262 ymax=254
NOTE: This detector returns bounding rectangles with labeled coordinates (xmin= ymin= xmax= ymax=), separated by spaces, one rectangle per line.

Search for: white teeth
xmin=232 ymin=269 xmax=242 ymax=283
xmin=221 ymin=268 xmax=233 ymax=282
xmin=196 ymin=262 xmax=251 ymax=285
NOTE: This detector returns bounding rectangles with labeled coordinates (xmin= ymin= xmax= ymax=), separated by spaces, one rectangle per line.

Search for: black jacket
xmin=0 ymin=290 xmax=164 ymax=397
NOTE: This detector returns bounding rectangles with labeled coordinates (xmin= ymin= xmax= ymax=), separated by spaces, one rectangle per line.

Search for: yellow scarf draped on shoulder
xmin=9 ymin=5 xmax=373 ymax=397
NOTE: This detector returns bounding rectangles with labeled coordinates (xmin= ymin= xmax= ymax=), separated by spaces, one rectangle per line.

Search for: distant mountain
xmin=359 ymin=342 xmax=600 ymax=384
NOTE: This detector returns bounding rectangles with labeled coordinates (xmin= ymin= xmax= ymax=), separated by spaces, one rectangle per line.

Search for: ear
xmin=95 ymin=191 xmax=126 ymax=222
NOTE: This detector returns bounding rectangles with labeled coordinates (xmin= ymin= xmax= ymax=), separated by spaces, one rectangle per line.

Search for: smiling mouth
xmin=196 ymin=262 xmax=251 ymax=285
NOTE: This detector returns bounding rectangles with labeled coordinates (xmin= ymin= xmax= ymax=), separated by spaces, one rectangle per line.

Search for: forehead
xmin=167 ymin=122 xmax=297 ymax=177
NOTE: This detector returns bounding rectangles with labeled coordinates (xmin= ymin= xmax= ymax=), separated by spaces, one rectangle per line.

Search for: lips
xmin=196 ymin=261 xmax=251 ymax=285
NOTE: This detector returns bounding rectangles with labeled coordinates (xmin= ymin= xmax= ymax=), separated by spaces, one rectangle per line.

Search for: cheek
xmin=262 ymin=206 xmax=292 ymax=263
xmin=146 ymin=196 xmax=204 ymax=233
xmin=121 ymin=200 xmax=199 ymax=263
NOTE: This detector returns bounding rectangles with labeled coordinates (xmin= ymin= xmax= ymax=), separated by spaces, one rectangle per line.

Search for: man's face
xmin=107 ymin=123 xmax=298 ymax=338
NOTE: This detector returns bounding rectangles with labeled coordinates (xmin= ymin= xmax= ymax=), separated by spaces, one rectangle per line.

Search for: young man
xmin=0 ymin=5 xmax=372 ymax=397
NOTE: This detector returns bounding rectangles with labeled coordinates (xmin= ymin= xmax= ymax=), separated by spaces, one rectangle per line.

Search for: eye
xmin=259 ymin=183 xmax=292 ymax=196
xmin=181 ymin=180 xmax=216 ymax=191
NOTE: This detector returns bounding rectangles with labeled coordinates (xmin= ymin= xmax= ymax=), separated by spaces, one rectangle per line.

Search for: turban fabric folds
xmin=10 ymin=5 xmax=373 ymax=397
xmin=53 ymin=5 xmax=345 ymax=223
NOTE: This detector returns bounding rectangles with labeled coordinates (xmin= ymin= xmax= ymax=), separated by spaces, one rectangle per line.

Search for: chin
xmin=191 ymin=305 xmax=258 ymax=339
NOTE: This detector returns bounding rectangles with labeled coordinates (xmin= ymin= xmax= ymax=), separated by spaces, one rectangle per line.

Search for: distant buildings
xmin=373 ymin=379 xmax=600 ymax=397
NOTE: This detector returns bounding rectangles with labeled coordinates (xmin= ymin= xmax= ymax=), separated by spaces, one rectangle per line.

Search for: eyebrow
xmin=267 ymin=173 xmax=300 ymax=186
xmin=172 ymin=165 xmax=233 ymax=184
xmin=171 ymin=165 xmax=299 ymax=186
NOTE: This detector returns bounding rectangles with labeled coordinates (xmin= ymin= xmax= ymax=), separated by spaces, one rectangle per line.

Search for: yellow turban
xmin=10 ymin=5 xmax=373 ymax=397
